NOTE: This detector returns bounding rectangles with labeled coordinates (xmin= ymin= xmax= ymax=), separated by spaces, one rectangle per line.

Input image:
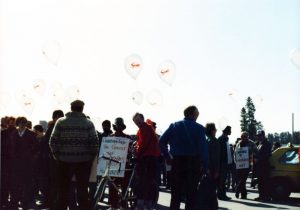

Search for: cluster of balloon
xmin=290 ymin=48 xmax=300 ymax=69
xmin=0 ymin=91 xmax=11 ymax=111
xmin=218 ymin=116 xmax=229 ymax=131
xmin=32 ymin=79 xmax=46 ymax=96
xmin=42 ymin=40 xmax=62 ymax=66
xmin=15 ymin=90 xmax=35 ymax=114
xmin=157 ymin=60 xmax=176 ymax=86
xmin=254 ymin=95 xmax=263 ymax=107
xmin=66 ymin=86 xmax=80 ymax=103
xmin=125 ymin=54 xmax=143 ymax=80
xmin=147 ymin=90 xmax=163 ymax=106
xmin=132 ymin=91 xmax=143 ymax=105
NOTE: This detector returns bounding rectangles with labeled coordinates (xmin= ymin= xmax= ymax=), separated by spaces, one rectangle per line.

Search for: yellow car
xmin=270 ymin=144 xmax=300 ymax=200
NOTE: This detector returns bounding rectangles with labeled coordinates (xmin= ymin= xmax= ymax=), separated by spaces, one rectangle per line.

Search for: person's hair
xmin=16 ymin=116 xmax=27 ymax=126
xmin=133 ymin=112 xmax=144 ymax=121
xmin=184 ymin=105 xmax=198 ymax=118
xmin=241 ymin=131 xmax=249 ymax=138
xmin=71 ymin=105 xmax=83 ymax=112
xmin=205 ymin=123 xmax=216 ymax=136
xmin=52 ymin=110 xmax=64 ymax=120
xmin=102 ymin=120 xmax=111 ymax=127
xmin=223 ymin=126 xmax=231 ymax=134
xmin=33 ymin=124 xmax=44 ymax=133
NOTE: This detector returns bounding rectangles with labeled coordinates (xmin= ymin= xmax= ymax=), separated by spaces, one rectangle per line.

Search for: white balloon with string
xmin=33 ymin=79 xmax=46 ymax=96
xmin=22 ymin=97 xmax=35 ymax=115
xmin=147 ymin=90 xmax=163 ymax=106
xmin=158 ymin=60 xmax=176 ymax=86
xmin=42 ymin=40 xmax=62 ymax=66
xmin=290 ymin=48 xmax=300 ymax=69
xmin=124 ymin=54 xmax=143 ymax=80
xmin=131 ymin=91 xmax=143 ymax=105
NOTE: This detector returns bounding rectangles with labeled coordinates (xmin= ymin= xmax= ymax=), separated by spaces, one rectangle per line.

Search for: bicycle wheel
xmin=92 ymin=178 xmax=107 ymax=210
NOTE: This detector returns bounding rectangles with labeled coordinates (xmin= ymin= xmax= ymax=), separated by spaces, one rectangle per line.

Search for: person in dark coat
xmin=254 ymin=130 xmax=272 ymax=201
xmin=217 ymin=126 xmax=232 ymax=200
xmin=1 ymin=116 xmax=16 ymax=208
xmin=45 ymin=110 xmax=64 ymax=210
xmin=10 ymin=117 xmax=37 ymax=210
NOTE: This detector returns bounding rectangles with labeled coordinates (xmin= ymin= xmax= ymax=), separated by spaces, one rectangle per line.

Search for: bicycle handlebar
xmin=100 ymin=155 xmax=121 ymax=172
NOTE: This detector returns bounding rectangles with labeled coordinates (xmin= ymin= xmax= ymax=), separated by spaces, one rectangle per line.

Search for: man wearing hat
xmin=108 ymin=117 xmax=133 ymax=210
xmin=217 ymin=126 xmax=232 ymax=200
xmin=254 ymin=130 xmax=272 ymax=201
xmin=49 ymin=100 xmax=99 ymax=210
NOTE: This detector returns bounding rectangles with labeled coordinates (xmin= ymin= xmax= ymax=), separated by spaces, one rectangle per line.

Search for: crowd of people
xmin=1 ymin=101 xmax=274 ymax=210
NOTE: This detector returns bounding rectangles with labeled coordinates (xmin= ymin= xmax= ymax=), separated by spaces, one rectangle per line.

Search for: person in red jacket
xmin=132 ymin=113 xmax=160 ymax=210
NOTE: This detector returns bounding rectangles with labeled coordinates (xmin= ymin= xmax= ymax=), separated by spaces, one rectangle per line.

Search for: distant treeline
xmin=267 ymin=131 xmax=300 ymax=145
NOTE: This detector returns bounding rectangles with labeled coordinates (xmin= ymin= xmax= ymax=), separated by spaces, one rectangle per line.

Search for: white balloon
xmin=42 ymin=40 xmax=62 ymax=66
xmin=158 ymin=60 xmax=176 ymax=86
xmin=131 ymin=91 xmax=143 ymax=105
xmin=33 ymin=79 xmax=46 ymax=96
xmin=290 ymin=48 xmax=300 ymax=69
xmin=124 ymin=54 xmax=143 ymax=79
xmin=52 ymin=88 xmax=66 ymax=104
xmin=66 ymin=86 xmax=80 ymax=103
xmin=22 ymin=98 xmax=35 ymax=115
xmin=254 ymin=95 xmax=263 ymax=107
xmin=147 ymin=90 xmax=163 ymax=106
xmin=15 ymin=89 xmax=32 ymax=104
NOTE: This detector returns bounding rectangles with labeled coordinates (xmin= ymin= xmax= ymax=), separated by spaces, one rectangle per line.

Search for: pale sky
xmin=1 ymin=0 xmax=300 ymax=142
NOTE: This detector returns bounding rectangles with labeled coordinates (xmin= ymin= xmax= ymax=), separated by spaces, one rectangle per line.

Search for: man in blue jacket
xmin=159 ymin=105 xmax=208 ymax=210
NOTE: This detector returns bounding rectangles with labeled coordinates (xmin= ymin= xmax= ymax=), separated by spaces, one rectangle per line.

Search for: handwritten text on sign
xmin=97 ymin=136 xmax=130 ymax=177
xmin=235 ymin=147 xmax=249 ymax=169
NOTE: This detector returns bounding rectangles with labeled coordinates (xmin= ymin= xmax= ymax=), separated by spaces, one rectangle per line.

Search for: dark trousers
xmin=218 ymin=166 xmax=229 ymax=198
xmin=236 ymin=168 xmax=250 ymax=198
xmin=1 ymin=159 xmax=11 ymax=206
xmin=135 ymin=156 xmax=159 ymax=201
xmin=10 ymin=160 xmax=34 ymax=208
xmin=55 ymin=160 xmax=93 ymax=210
xmin=257 ymin=164 xmax=270 ymax=199
xmin=49 ymin=157 xmax=59 ymax=210
xmin=170 ymin=156 xmax=201 ymax=210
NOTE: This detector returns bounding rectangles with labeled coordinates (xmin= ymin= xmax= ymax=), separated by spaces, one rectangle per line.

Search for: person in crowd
xmin=1 ymin=116 xmax=16 ymax=208
xmin=205 ymin=123 xmax=220 ymax=209
xmin=272 ymin=141 xmax=281 ymax=152
xmin=254 ymin=130 xmax=272 ymax=201
xmin=98 ymin=120 xmax=113 ymax=148
xmin=218 ymin=126 xmax=233 ymax=200
xmin=234 ymin=132 xmax=258 ymax=199
xmin=32 ymin=124 xmax=49 ymax=207
xmin=132 ymin=112 xmax=160 ymax=210
xmin=226 ymin=144 xmax=236 ymax=191
xmin=10 ymin=117 xmax=37 ymax=210
xmin=107 ymin=117 xmax=133 ymax=210
xmin=45 ymin=110 xmax=64 ymax=210
xmin=159 ymin=105 xmax=208 ymax=210
xmin=26 ymin=120 xmax=33 ymax=129
xmin=49 ymin=100 xmax=99 ymax=210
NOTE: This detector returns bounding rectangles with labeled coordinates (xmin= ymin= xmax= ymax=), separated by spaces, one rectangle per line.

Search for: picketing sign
xmin=235 ymin=147 xmax=249 ymax=169
xmin=96 ymin=136 xmax=130 ymax=178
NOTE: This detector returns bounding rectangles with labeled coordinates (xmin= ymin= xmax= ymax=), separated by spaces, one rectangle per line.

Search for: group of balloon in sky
xmin=124 ymin=53 xmax=176 ymax=106
xmin=1 ymin=40 xmax=300 ymax=115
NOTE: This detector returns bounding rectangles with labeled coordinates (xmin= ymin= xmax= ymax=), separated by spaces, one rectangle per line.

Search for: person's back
xmin=159 ymin=105 xmax=208 ymax=210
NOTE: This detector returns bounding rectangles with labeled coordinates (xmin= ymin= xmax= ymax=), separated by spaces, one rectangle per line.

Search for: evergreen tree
xmin=240 ymin=107 xmax=248 ymax=132
xmin=240 ymin=96 xmax=264 ymax=140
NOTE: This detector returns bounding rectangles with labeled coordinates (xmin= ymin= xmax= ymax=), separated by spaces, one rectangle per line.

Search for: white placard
xmin=235 ymin=147 xmax=249 ymax=169
xmin=97 ymin=136 xmax=130 ymax=177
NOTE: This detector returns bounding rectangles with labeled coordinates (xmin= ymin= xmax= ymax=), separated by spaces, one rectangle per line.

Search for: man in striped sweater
xmin=49 ymin=100 xmax=99 ymax=210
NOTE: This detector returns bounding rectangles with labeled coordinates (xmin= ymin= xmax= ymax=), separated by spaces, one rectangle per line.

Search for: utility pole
xmin=292 ymin=113 xmax=294 ymax=144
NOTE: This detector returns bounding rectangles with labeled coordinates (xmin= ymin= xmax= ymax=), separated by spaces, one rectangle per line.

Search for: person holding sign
xmin=234 ymin=132 xmax=258 ymax=199
xmin=108 ymin=117 xmax=133 ymax=210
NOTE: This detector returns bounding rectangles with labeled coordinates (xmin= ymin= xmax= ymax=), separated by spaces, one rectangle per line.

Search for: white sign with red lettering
xmin=235 ymin=147 xmax=249 ymax=169
xmin=96 ymin=136 xmax=130 ymax=177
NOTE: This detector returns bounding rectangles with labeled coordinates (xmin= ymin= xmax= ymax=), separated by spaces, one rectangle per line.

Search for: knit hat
xmin=113 ymin=117 xmax=126 ymax=131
